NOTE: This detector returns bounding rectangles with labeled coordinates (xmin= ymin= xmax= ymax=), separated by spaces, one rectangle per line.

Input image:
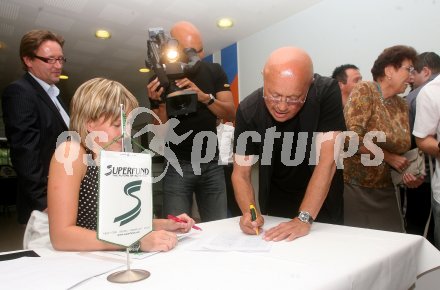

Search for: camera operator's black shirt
xmin=168 ymin=61 xmax=231 ymax=162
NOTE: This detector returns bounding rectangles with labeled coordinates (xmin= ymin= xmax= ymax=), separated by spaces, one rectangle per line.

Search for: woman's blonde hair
xmin=69 ymin=77 xmax=139 ymax=146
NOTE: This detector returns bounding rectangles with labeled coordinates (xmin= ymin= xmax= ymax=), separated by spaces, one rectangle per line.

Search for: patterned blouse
xmin=76 ymin=163 xmax=99 ymax=230
xmin=343 ymin=81 xmax=410 ymax=188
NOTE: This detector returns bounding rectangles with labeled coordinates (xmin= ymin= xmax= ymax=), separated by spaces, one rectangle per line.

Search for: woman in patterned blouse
xmin=343 ymin=45 xmax=423 ymax=232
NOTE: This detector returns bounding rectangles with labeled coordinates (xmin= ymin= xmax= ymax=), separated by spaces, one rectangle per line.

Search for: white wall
xmin=238 ymin=0 xmax=440 ymax=99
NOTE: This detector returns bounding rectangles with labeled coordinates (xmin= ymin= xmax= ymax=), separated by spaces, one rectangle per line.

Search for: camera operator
xmin=147 ymin=21 xmax=235 ymax=222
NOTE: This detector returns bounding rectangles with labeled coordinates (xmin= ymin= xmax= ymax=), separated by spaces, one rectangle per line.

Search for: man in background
xmin=407 ymin=52 xmax=440 ymax=136
xmin=414 ymin=74 xmax=440 ymax=249
xmin=147 ymin=21 xmax=235 ymax=222
xmin=405 ymin=52 xmax=440 ymax=239
xmin=2 ymin=30 xmax=69 ymax=224
xmin=331 ymin=64 xmax=362 ymax=107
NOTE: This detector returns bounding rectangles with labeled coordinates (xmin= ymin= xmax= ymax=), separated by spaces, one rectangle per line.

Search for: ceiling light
xmin=59 ymin=75 xmax=68 ymax=80
xmin=217 ymin=18 xmax=234 ymax=29
xmin=95 ymin=29 xmax=111 ymax=39
xmin=139 ymin=68 xmax=150 ymax=73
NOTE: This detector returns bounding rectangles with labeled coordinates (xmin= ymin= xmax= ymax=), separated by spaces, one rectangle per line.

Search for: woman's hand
xmin=140 ymin=230 xmax=177 ymax=252
xmin=403 ymin=173 xmax=425 ymax=188
xmin=384 ymin=152 xmax=410 ymax=172
xmin=153 ymin=213 xmax=196 ymax=233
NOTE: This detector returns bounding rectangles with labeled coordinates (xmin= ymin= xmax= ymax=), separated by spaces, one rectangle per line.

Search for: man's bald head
xmin=262 ymin=47 xmax=314 ymax=122
xmin=170 ymin=21 xmax=204 ymax=57
xmin=263 ymin=46 xmax=314 ymax=86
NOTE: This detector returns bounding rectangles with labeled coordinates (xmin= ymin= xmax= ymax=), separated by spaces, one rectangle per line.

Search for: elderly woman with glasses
xmin=343 ymin=45 xmax=421 ymax=232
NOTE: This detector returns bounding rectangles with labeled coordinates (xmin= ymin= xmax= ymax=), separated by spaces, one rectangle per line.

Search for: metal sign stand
xmin=106 ymin=104 xmax=151 ymax=283
xmin=107 ymin=248 xmax=150 ymax=283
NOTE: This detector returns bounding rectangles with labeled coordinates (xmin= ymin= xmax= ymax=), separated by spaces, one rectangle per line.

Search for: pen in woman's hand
xmin=167 ymin=214 xmax=203 ymax=231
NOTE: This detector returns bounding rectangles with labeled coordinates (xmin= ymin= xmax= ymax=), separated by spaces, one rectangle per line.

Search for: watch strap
xmin=297 ymin=211 xmax=314 ymax=224
xmin=206 ymin=94 xmax=215 ymax=106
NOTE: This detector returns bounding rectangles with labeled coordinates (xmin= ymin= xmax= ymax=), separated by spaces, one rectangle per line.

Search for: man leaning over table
xmin=231 ymin=46 xmax=345 ymax=241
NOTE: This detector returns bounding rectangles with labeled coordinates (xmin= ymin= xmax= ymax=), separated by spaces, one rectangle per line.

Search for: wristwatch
xmin=128 ymin=241 xmax=141 ymax=252
xmin=205 ymin=94 xmax=215 ymax=106
xmin=297 ymin=211 xmax=314 ymax=224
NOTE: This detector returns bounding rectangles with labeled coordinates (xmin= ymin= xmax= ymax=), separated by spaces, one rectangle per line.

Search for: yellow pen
xmin=249 ymin=204 xmax=259 ymax=235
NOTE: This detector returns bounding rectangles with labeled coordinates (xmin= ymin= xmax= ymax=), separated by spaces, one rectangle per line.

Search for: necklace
xmin=375 ymin=82 xmax=393 ymax=105
xmin=375 ymin=82 xmax=408 ymax=135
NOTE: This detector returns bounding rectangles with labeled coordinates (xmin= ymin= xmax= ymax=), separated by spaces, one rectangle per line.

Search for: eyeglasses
xmin=263 ymin=95 xmax=307 ymax=105
xmin=262 ymin=87 xmax=308 ymax=105
xmin=33 ymin=55 xmax=67 ymax=64
xmin=401 ymin=65 xmax=415 ymax=74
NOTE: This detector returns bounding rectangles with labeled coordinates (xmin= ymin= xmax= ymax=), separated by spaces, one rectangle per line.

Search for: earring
xmin=387 ymin=76 xmax=391 ymax=80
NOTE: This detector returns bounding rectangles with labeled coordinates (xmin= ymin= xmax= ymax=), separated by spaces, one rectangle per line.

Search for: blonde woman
xmin=47 ymin=78 xmax=194 ymax=252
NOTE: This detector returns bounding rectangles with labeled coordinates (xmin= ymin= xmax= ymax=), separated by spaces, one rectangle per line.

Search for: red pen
xmin=167 ymin=214 xmax=202 ymax=231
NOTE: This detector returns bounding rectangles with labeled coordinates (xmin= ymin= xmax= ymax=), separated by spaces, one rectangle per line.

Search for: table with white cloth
xmin=1 ymin=216 xmax=440 ymax=290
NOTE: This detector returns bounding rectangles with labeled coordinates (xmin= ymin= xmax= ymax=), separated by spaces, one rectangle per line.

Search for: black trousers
xmin=224 ymin=164 xmax=241 ymax=217
xmin=402 ymin=183 xmax=434 ymax=243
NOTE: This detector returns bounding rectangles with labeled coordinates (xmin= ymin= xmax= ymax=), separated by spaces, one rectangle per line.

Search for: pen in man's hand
xmin=249 ymin=204 xmax=259 ymax=235
xmin=167 ymin=214 xmax=202 ymax=231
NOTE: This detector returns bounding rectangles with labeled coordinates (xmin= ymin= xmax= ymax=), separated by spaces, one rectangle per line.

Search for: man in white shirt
xmin=413 ymin=74 xmax=440 ymax=249
xmin=405 ymin=52 xmax=440 ymax=239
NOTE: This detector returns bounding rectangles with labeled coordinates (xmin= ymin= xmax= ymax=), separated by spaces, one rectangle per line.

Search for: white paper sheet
xmin=187 ymin=232 xmax=272 ymax=252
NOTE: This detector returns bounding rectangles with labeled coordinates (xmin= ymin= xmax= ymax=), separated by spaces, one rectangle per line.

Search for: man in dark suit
xmin=2 ymin=30 xmax=69 ymax=224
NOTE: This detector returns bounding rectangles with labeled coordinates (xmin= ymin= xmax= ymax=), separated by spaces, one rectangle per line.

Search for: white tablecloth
xmin=1 ymin=216 xmax=440 ymax=290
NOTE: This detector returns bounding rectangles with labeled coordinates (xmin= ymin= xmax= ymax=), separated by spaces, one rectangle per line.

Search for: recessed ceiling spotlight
xmin=59 ymin=75 xmax=69 ymax=80
xmin=139 ymin=68 xmax=150 ymax=73
xmin=217 ymin=18 xmax=234 ymax=29
xmin=95 ymin=29 xmax=111 ymax=39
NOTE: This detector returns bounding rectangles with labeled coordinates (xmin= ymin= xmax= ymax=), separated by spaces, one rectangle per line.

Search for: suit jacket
xmin=1 ymin=73 xmax=68 ymax=223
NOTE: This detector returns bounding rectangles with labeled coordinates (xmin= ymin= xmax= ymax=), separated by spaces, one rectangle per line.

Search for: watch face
xmin=298 ymin=211 xmax=312 ymax=224
xmin=299 ymin=212 xmax=309 ymax=222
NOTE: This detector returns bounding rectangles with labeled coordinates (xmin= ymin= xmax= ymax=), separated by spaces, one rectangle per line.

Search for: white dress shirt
xmin=217 ymin=122 xmax=235 ymax=165
xmin=29 ymin=72 xmax=70 ymax=127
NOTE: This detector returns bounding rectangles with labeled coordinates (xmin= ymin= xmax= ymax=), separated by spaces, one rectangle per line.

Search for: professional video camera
xmin=145 ymin=27 xmax=201 ymax=117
